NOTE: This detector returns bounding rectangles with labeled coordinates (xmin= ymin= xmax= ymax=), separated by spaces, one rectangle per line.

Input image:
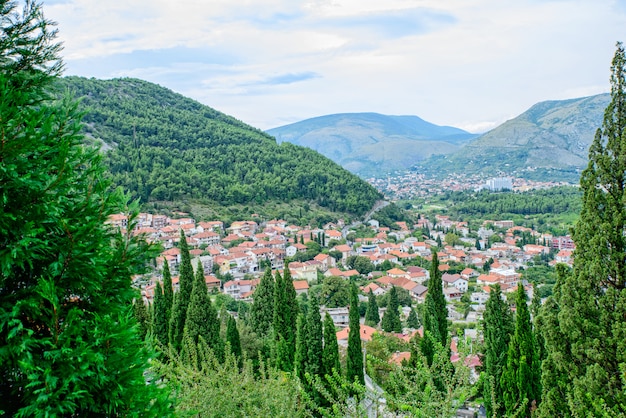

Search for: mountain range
xmin=267 ymin=94 xmax=610 ymax=181
xmin=267 ymin=113 xmax=477 ymax=176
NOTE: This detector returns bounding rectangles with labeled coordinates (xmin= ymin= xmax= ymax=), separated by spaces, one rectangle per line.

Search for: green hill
xmin=422 ymin=94 xmax=610 ymax=181
xmin=267 ymin=113 xmax=477 ymax=177
xmin=57 ymin=77 xmax=382 ymax=221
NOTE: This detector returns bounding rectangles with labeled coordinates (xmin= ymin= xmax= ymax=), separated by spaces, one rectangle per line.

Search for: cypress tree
xmin=482 ymin=284 xmax=514 ymax=418
xmin=182 ymin=261 xmax=222 ymax=360
xmin=133 ymin=298 xmax=150 ymax=340
xmin=153 ymin=281 xmax=169 ymax=347
xmin=273 ymin=270 xmax=295 ymax=371
xmin=306 ymin=293 xmax=323 ymax=378
xmin=0 ymin=2 xmax=169 ymax=413
xmin=322 ymin=313 xmax=341 ymax=377
xmin=423 ymin=250 xmax=448 ymax=346
xmin=250 ymin=267 xmax=275 ymax=336
xmin=381 ymin=286 xmax=402 ymax=333
xmin=406 ymin=307 xmax=419 ymax=329
xmin=537 ymin=42 xmax=626 ymax=417
xmin=500 ymin=283 xmax=541 ymax=416
xmin=346 ymin=284 xmax=364 ymax=385
xmin=162 ymin=260 xmax=174 ymax=328
xmin=226 ymin=315 xmax=242 ymax=359
xmin=364 ymin=289 xmax=380 ymax=327
xmin=284 ymin=268 xmax=299 ymax=354
xmin=169 ymin=229 xmax=194 ymax=351
xmin=294 ymin=313 xmax=309 ymax=383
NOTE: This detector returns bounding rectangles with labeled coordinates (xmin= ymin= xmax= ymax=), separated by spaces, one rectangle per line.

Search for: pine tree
xmin=346 ymin=284 xmax=364 ymax=385
xmin=250 ymin=267 xmax=275 ymax=336
xmin=283 ymin=268 xmax=299 ymax=355
xmin=169 ymin=229 xmax=194 ymax=351
xmin=423 ymin=250 xmax=448 ymax=346
xmin=226 ymin=315 xmax=242 ymax=359
xmin=500 ymin=283 xmax=541 ymax=416
xmin=322 ymin=313 xmax=341 ymax=377
xmin=482 ymin=284 xmax=514 ymax=418
xmin=182 ymin=261 xmax=222 ymax=360
xmin=406 ymin=307 xmax=419 ymax=329
xmin=381 ymin=286 xmax=402 ymax=332
xmin=364 ymin=289 xmax=380 ymax=327
xmin=537 ymin=42 xmax=626 ymax=417
xmin=0 ymin=1 xmax=169 ymax=413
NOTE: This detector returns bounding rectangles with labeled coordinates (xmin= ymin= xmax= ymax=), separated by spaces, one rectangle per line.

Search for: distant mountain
xmin=57 ymin=77 xmax=382 ymax=219
xmin=266 ymin=113 xmax=477 ymax=177
xmin=423 ymin=94 xmax=610 ymax=181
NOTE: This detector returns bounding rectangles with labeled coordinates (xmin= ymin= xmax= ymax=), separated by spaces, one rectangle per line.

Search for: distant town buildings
xmin=484 ymin=177 xmax=513 ymax=192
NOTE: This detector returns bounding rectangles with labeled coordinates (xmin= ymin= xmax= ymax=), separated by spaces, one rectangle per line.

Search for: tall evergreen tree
xmin=133 ymin=298 xmax=150 ymax=340
xmin=283 ymin=268 xmax=299 ymax=356
xmin=273 ymin=270 xmax=298 ymax=371
xmin=250 ymin=267 xmax=275 ymax=336
xmin=322 ymin=313 xmax=341 ymax=377
xmin=537 ymin=42 xmax=626 ymax=417
xmin=182 ymin=261 xmax=222 ymax=360
xmin=153 ymin=280 xmax=169 ymax=347
xmin=0 ymin=1 xmax=169 ymax=414
xmin=500 ymin=283 xmax=541 ymax=416
xmin=423 ymin=250 xmax=448 ymax=346
xmin=406 ymin=307 xmax=419 ymax=329
xmin=364 ymin=289 xmax=380 ymax=327
xmin=306 ymin=293 xmax=323 ymax=379
xmin=346 ymin=284 xmax=364 ymax=385
xmin=226 ymin=315 xmax=242 ymax=359
xmin=162 ymin=260 xmax=174 ymax=329
xmin=482 ymin=284 xmax=514 ymax=418
xmin=294 ymin=313 xmax=309 ymax=383
xmin=169 ymin=229 xmax=194 ymax=351
xmin=381 ymin=286 xmax=402 ymax=332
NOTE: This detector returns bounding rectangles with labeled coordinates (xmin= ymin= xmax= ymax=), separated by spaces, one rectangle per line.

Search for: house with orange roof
xmin=223 ymin=278 xmax=260 ymax=299
xmin=314 ymin=253 xmax=336 ymax=271
xmin=389 ymin=351 xmax=411 ymax=366
xmin=361 ymin=282 xmax=385 ymax=296
xmin=108 ymin=214 xmax=128 ymax=229
xmin=336 ymin=324 xmax=377 ymax=346
xmin=293 ymin=280 xmax=309 ymax=295
xmin=386 ymin=267 xmax=409 ymax=279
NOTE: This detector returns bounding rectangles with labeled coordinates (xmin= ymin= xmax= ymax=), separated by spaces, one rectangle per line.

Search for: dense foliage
xmin=0 ymin=1 xmax=169 ymax=414
xmin=56 ymin=76 xmax=382 ymax=218
xmin=537 ymin=42 xmax=626 ymax=417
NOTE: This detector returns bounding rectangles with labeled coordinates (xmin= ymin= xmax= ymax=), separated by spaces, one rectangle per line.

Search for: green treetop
xmin=537 ymin=42 xmax=626 ymax=417
xmin=226 ymin=315 xmax=242 ymax=359
xmin=294 ymin=313 xmax=309 ymax=383
xmin=0 ymin=1 xmax=169 ymax=414
xmin=381 ymin=286 xmax=402 ymax=333
xmin=423 ymin=250 xmax=448 ymax=346
xmin=364 ymin=289 xmax=380 ymax=327
xmin=322 ymin=313 xmax=341 ymax=378
xmin=482 ymin=284 xmax=514 ymax=418
xmin=169 ymin=229 xmax=194 ymax=351
xmin=501 ymin=283 xmax=541 ymax=416
xmin=406 ymin=307 xmax=419 ymax=329
xmin=346 ymin=284 xmax=364 ymax=386
xmin=182 ymin=261 xmax=223 ymax=361
xmin=250 ymin=267 xmax=275 ymax=336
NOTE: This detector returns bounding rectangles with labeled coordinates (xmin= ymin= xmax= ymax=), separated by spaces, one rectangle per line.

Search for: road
xmin=342 ymin=200 xmax=390 ymax=239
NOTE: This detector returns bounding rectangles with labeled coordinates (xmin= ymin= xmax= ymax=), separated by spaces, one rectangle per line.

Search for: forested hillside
xmin=56 ymin=77 xmax=382 ymax=217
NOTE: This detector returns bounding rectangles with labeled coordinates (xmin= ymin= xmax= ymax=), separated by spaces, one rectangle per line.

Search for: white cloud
xmin=43 ymin=0 xmax=626 ymax=130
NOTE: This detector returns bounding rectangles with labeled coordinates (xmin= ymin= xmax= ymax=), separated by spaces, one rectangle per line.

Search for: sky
xmin=43 ymin=0 xmax=626 ymax=133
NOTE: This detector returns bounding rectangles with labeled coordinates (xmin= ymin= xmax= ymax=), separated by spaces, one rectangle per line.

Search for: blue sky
xmin=44 ymin=0 xmax=626 ymax=132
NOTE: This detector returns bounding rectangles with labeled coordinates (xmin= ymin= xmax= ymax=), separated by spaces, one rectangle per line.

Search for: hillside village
xmin=110 ymin=209 xmax=573 ymax=368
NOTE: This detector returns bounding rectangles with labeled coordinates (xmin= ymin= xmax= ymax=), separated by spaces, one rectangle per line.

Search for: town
xmin=109 ymin=206 xmax=573 ymax=381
